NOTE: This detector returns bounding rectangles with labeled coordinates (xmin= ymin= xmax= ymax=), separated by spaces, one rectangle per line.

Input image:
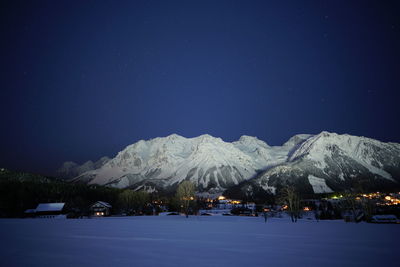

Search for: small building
xmin=90 ymin=201 xmax=112 ymax=217
xmin=35 ymin=203 xmax=66 ymax=218
xmin=216 ymin=196 xmax=243 ymax=210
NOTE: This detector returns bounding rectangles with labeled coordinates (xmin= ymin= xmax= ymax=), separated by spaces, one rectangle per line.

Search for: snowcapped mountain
xmin=56 ymin=157 xmax=110 ymax=179
xmin=226 ymin=132 xmax=400 ymax=198
xmin=60 ymin=132 xmax=400 ymax=195
xmin=63 ymin=134 xmax=301 ymax=193
xmin=66 ymin=134 xmax=291 ymax=194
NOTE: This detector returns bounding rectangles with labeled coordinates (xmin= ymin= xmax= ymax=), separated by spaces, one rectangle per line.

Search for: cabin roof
xmin=35 ymin=203 xmax=65 ymax=212
xmin=92 ymin=201 xmax=112 ymax=208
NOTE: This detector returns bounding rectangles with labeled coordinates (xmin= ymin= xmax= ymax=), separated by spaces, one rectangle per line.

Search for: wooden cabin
xmin=90 ymin=201 xmax=112 ymax=217
xmin=35 ymin=203 xmax=65 ymax=218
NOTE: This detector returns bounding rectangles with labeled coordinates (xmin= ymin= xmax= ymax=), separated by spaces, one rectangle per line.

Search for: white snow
xmin=35 ymin=203 xmax=65 ymax=212
xmin=93 ymin=201 xmax=112 ymax=208
xmin=83 ymin=134 xmax=279 ymax=190
xmin=290 ymin=131 xmax=398 ymax=180
xmin=260 ymin=183 xmax=276 ymax=194
xmin=64 ymin=132 xmax=400 ymax=192
xmin=0 ymin=216 xmax=398 ymax=267
xmin=308 ymin=175 xmax=333 ymax=193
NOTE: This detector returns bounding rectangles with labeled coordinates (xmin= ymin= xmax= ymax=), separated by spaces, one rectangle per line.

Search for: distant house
xmin=90 ymin=201 xmax=112 ymax=217
xmin=35 ymin=203 xmax=66 ymax=218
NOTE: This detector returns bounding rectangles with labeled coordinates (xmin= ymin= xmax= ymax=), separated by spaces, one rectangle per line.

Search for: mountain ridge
xmin=58 ymin=132 xmax=400 ymax=195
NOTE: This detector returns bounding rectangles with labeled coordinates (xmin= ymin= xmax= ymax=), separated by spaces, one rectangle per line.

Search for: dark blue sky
xmin=1 ymin=0 xmax=399 ymax=175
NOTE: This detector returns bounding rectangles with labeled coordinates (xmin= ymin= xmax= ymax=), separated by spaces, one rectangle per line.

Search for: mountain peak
xmin=235 ymin=135 xmax=270 ymax=149
xmin=166 ymin=133 xmax=183 ymax=139
xmin=194 ymin=134 xmax=223 ymax=143
xmin=197 ymin=134 xmax=214 ymax=139
xmin=239 ymin=135 xmax=259 ymax=141
xmin=317 ymin=131 xmax=338 ymax=138
xmin=58 ymin=132 xmax=400 ymax=195
xmin=283 ymin=134 xmax=312 ymax=147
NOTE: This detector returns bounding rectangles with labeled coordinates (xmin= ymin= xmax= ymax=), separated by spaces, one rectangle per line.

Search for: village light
xmin=385 ymin=196 xmax=391 ymax=201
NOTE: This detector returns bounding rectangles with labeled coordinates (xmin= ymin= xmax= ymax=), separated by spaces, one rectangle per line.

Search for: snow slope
xmin=68 ymin=134 xmax=303 ymax=193
xmin=1 ymin=216 xmax=399 ymax=267
xmin=229 ymin=132 xmax=400 ymax=197
xmin=61 ymin=132 xmax=400 ymax=194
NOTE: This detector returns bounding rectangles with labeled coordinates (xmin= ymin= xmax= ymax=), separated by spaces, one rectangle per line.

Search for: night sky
xmin=1 ymin=0 xmax=399 ymax=175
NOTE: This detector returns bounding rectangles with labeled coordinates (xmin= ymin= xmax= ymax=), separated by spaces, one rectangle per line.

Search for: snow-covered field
xmin=0 ymin=216 xmax=398 ymax=267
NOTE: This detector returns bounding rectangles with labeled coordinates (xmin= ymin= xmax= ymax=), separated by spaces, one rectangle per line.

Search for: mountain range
xmin=58 ymin=132 xmax=400 ymax=196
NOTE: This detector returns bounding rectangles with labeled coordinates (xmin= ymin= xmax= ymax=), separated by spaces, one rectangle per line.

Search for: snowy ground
xmin=0 ymin=216 xmax=399 ymax=267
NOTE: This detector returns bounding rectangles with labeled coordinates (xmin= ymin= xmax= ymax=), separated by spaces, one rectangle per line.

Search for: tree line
xmin=0 ymin=170 xmax=197 ymax=218
xmin=1 ymin=169 xmax=396 ymax=221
